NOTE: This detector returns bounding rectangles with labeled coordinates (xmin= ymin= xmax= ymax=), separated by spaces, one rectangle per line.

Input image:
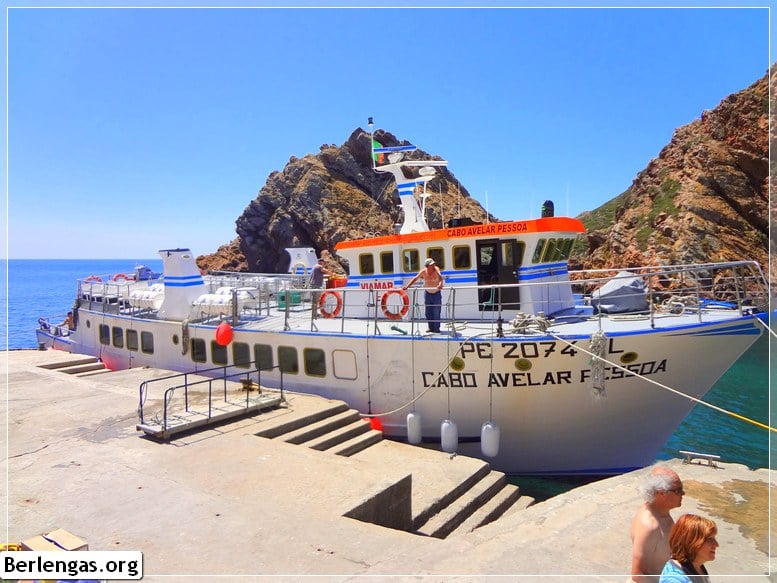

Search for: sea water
xmin=2 ymin=259 xmax=771 ymax=497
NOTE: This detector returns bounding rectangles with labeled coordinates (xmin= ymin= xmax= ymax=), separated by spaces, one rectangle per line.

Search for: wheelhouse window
xmin=127 ymin=329 xmax=139 ymax=351
xmin=233 ymin=342 xmax=251 ymax=368
xmin=531 ymin=239 xmax=547 ymax=264
xmin=211 ymin=341 xmax=228 ymax=366
xmin=254 ymin=344 xmax=273 ymax=371
xmin=427 ymin=247 xmax=445 ymax=270
xmin=304 ymin=348 xmax=326 ymax=377
xmin=359 ymin=254 xmax=375 ymax=275
xmin=453 ymin=245 xmax=471 ymax=269
xmin=541 ymin=238 xmax=570 ymax=263
xmin=380 ymin=251 xmax=394 ymax=274
xmin=112 ymin=326 xmax=124 ymax=348
xmin=191 ymin=338 xmax=207 ymax=363
xmin=141 ymin=331 xmax=154 ymax=354
xmin=403 ymin=249 xmax=420 ymax=273
xmin=278 ymin=346 xmax=299 ymax=374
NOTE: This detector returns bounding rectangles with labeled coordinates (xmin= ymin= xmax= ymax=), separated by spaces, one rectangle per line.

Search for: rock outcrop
xmin=227 ymin=129 xmax=492 ymax=274
xmin=572 ymin=70 xmax=769 ymax=280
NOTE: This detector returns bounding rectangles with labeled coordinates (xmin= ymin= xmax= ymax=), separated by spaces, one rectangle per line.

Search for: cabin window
xmin=427 ymin=247 xmax=445 ymax=270
xmin=211 ymin=341 xmax=228 ymax=366
xmin=112 ymin=326 xmax=124 ymax=348
xmin=501 ymin=243 xmax=514 ymax=267
xmin=501 ymin=241 xmax=526 ymax=267
xmin=127 ymin=329 xmax=139 ymax=351
xmin=254 ymin=344 xmax=273 ymax=371
xmin=453 ymin=246 xmax=471 ymax=269
xmin=380 ymin=251 xmax=394 ymax=274
xmin=403 ymin=249 xmax=420 ymax=273
xmin=278 ymin=346 xmax=299 ymax=374
xmin=233 ymin=342 xmax=251 ymax=368
xmin=304 ymin=348 xmax=326 ymax=377
xmin=333 ymin=349 xmax=358 ymax=380
xmin=531 ymin=239 xmax=547 ymax=264
xmin=99 ymin=324 xmax=110 ymax=345
xmin=141 ymin=331 xmax=154 ymax=354
xmin=479 ymin=245 xmax=495 ymax=267
xmin=191 ymin=338 xmax=207 ymax=363
xmin=359 ymin=254 xmax=375 ymax=275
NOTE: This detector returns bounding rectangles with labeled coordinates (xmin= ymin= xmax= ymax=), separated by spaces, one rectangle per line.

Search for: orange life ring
xmin=85 ymin=275 xmax=102 ymax=283
xmin=381 ymin=289 xmax=409 ymax=320
xmin=318 ymin=290 xmax=343 ymax=318
xmin=112 ymin=273 xmax=135 ymax=282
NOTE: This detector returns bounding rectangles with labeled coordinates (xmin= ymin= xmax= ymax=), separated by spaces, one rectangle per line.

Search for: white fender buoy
xmin=407 ymin=412 xmax=423 ymax=445
xmin=481 ymin=421 xmax=501 ymax=458
xmin=441 ymin=419 xmax=458 ymax=453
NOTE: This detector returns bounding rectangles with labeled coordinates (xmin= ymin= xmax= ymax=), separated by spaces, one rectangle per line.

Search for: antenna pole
xmin=368 ymin=117 xmax=375 ymax=169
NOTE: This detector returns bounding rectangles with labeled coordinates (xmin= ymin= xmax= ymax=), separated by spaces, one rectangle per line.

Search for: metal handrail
xmin=138 ymin=361 xmax=283 ymax=426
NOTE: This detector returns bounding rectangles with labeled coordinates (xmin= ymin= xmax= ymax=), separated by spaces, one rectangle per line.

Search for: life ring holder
xmin=84 ymin=275 xmax=102 ymax=283
xmin=318 ymin=291 xmax=343 ymax=318
xmin=112 ymin=273 xmax=135 ymax=282
xmin=381 ymin=289 xmax=410 ymax=320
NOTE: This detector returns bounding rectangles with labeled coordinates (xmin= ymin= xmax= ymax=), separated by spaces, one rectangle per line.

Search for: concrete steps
xmin=447 ymin=481 xmax=531 ymax=538
xmin=256 ymin=405 xmax=535 ymax=539
xmin=37 ymin=356 xmax=109 ymax=377
xmin=255 ymin=402 xmax=383 ymax=458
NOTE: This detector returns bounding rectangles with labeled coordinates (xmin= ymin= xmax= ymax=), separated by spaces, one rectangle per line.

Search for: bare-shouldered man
xmin=629 ymin=464 xmax=684 ymax=582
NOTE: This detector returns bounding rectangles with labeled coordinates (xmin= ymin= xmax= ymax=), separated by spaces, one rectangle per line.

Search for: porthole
xmin=515 ymin=358 xmax=532 ymax=371
xmin=620 ymin=352 xmax=639 ymax=364
xmin=450 ymin=356 xmax=465 ymax=371
xmin=172 ymin=334 xmax=179 ymax=345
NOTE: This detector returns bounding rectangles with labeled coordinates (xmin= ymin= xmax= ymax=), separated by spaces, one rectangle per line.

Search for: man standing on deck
xmin=309 ymin=258 xmax=333 ymax=318
xmin=629 ymin=464 xmax=684 ymax=582
xmin=403 ymin=258 xmax=444 ymax=333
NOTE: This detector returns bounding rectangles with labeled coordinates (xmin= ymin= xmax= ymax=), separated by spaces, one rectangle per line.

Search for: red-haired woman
xmin=659 ymin=514 xmax=719 ymax=582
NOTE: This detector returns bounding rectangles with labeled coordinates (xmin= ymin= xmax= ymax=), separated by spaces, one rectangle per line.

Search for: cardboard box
xmin=20 ymin=528 xmax=88 ymax=551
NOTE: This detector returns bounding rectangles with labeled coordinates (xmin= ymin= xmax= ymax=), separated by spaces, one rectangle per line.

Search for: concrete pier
xmin=2 ymin=349 xmax=773 ymax=581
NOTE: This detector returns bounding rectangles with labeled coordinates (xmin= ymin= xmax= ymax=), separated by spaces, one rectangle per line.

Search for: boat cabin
xmin=334 ymin=217 xmax=584 ymax=320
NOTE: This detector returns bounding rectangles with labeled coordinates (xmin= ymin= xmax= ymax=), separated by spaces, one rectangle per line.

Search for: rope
xmin=540 ymin=323 xmax=776 ymax=433
xmin=588 ymin=327 xmax=607 ymax=399
xmin=361 ymin=331 xmax=490 ymax=419
xmin=753 ymin=314 xmax=777 ymax=339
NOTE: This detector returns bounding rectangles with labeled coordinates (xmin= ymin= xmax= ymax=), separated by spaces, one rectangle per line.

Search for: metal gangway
xmin=136 ymin=363 xmax=286 ymax=440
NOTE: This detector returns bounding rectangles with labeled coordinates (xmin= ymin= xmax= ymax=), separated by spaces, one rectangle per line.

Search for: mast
xmin=368 ymin=118 xmax=447 ymax=234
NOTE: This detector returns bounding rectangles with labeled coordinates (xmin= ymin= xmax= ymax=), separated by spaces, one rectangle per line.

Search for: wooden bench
xmin=679 ymin=450 xmax=721 ymax=467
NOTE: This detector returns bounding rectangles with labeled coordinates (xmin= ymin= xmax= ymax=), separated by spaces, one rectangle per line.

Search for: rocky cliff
xmin=198 ymin=129 xmax=493 ymax=273
xmin=572 ymin=70 xmax=769 ymax=278
xmin=198 ymin=71 xmax=770 ymax=282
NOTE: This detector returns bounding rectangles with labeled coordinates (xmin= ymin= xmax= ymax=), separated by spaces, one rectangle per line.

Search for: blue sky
xmin=4 ymin=4 xmax=771 ymax=259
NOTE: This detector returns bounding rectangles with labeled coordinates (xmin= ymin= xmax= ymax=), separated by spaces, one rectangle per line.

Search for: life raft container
xmin=381 ymin=289 xmax=410 ymax=320
xmin=318 ymin=290 xmax=343 ymax=318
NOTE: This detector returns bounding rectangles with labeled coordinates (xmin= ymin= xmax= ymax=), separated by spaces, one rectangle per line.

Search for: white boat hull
xmin=41 ymin=304 xmax=761 ymax=475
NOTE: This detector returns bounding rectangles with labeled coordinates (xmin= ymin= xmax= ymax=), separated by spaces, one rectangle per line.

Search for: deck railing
xmin=137 ymin=362 xmax=284 ymax=428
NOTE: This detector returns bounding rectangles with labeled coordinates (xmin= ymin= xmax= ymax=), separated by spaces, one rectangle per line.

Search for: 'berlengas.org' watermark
xmin=1 ymin=550 xmax=143 ymax=579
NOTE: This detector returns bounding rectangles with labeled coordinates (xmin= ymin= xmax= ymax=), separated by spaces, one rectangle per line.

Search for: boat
xmin=35 ymin=129 xmax=769 ymax=475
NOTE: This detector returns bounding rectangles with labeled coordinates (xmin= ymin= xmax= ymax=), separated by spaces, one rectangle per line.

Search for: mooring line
xmin=361 ymin=330 xmax=490 ymax=419
xmin=753 ymin=313 xmax=777 ymax=339
xmin=542 ymin=324 xmax=776 ymax=434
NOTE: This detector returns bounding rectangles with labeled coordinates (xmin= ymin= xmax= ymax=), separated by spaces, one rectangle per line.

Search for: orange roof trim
xmin=335 ymin=217 xmax=586 ymax=251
